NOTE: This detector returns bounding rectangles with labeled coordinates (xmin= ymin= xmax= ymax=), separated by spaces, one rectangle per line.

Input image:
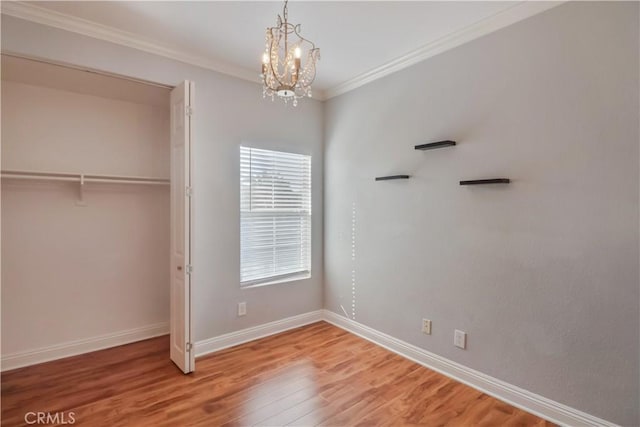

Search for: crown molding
xmin=1 ymin=1 xmax=560 ymax=102
xmin=324 ymin=1 xmax=564 ymax=100
xmin=0 ymin=1 xmax=259 ymax=84
xmin=0 ymin=1 xmax=330 ymax=100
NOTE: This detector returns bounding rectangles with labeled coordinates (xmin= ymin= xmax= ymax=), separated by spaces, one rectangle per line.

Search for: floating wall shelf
xmin=375 ymin=175 xmax=410 ymax=181
xmin=460 ymin=178 xmax=510 ymax=185
xmin=415 ymin=140 xmax=456 ymax=151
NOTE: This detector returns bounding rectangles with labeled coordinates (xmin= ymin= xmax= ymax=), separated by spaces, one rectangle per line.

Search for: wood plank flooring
xmin=1 ymin=321 xmax=554 ymax=426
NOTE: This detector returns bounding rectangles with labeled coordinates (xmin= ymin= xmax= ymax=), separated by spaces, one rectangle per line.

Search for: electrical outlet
xmin=454 ymin=329 xmax=466 ymax=349
xmin=237 ymin=302 xmax=247 ymax=316
xmin=422 ymin=319 xmax=432 ymax=335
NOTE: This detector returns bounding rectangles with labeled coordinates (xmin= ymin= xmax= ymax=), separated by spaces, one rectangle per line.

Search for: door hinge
xmin=186 ymin=105 xmax=194 ymax=116
xmin=186 ymin=264 xmax=193 ymax=275
xmin=186 ymin=342 xmax=193 ymax=352
xmin=186 ymin=186 xmax=193 ymax=197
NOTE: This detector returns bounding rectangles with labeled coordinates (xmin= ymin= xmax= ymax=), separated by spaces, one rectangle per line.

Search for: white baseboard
xmin=195 ymin=310 xmax=324 ymax=357
xmin=1 ymin=322 xmax=169 ymax=372
xmin=322 ymin=310 xmax=616 ymax=427
xmin=1 ymin=310 xmax=618 ymax=427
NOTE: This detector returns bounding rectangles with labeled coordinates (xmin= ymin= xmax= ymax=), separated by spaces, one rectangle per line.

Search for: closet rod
xmin=1 ymin=174 xmax=77 ymax=183
xmin=85 ymin=178 xmax=168 ymax=185
xmin=1 ymin=170 xmax=169 ymax=185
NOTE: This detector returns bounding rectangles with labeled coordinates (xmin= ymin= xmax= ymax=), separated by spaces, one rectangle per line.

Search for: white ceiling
xmin=7 ymin=1 xmax=561 ymax=98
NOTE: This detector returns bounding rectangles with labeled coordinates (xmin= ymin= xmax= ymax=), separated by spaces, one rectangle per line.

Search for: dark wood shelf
xmin=415 ymin=140 xmax=456 ymax=151
xmin=375 ymin=175 xmax=410 ymax=181
xmin=460 ymin=178 xmax=510 ymax=185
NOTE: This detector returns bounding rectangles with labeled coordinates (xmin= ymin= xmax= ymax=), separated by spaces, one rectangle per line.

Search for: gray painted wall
xmin=2 ymin=1 xmax=639 ymax=425
xmin=1 ymin=15 xmax=324 ymax=344
xmin=323 ymin=2 xmax=639 ymax=425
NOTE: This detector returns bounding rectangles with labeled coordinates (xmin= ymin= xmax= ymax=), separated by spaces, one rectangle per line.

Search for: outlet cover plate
xmin=422 ymin=319 xmax=432 ymax=335
xmin=454 ymin=329 xmax=466 ymax=349
xmin=238 ymin=302 xmax=247 ymax=316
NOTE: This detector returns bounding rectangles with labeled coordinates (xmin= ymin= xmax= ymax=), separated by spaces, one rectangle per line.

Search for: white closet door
xmin=170 ymin=81 xmax=194 ymax=373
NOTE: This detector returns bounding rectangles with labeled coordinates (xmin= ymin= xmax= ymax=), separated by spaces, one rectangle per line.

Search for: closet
xmin=1 ymin=55 xmax=192 ymax=373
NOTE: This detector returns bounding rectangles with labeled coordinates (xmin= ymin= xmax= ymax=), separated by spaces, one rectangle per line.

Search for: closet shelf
xmin=1 ymin=170 xmax=169 ymax=185
xmin=1 ymin=169 xmax=169 ymax=206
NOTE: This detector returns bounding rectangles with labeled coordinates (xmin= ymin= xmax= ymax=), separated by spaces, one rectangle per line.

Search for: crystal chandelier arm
xmin=266 ymin=28 xmax=289 ymax=89
xmin=263 ymin=34 xmax=278 ymax=91
xmin=293 ymin=24 xmax=317 ymax=52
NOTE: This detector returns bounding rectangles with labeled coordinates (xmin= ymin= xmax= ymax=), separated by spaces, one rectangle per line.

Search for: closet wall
xmin=1 ymin=56 xmax=171 ymax=363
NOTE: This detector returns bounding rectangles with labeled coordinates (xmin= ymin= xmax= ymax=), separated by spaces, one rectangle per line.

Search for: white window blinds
xmin=240 ymin=146 xmax=311 ymax=286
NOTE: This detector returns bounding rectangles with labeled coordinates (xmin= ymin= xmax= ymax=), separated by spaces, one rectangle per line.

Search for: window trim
xmin=241 ymin=270 xmax=311 ymax=289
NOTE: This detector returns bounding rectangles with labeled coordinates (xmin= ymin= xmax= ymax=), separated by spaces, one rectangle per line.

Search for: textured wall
xmin=323 ymin=2 xmax=639 ymax=425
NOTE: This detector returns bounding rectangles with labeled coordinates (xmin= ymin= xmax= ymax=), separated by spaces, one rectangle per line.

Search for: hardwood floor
xmin=1 ymin=322 xmax=554 ymax=426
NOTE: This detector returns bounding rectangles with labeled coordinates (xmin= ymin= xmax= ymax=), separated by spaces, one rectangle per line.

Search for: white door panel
xmin=170 ymin=81 xmax=193 ymax=373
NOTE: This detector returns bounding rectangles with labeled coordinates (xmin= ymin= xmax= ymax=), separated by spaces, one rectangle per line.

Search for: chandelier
xmin=260 ymin=0 xmax=320 ymax=106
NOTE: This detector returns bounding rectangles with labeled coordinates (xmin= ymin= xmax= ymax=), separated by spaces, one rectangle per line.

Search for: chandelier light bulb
xmin=262 ymin=53 xmax=269 ymax=64
xmin=294 ymin=47 xmax=302 ymax=59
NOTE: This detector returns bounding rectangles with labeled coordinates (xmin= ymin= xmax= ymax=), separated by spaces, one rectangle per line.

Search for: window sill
xmin=241 ymin=272 xmax=311 ymax=289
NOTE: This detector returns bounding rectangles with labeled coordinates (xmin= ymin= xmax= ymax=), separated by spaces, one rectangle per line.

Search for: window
xmin=240 ymin=146 xmax=311 ymax=286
